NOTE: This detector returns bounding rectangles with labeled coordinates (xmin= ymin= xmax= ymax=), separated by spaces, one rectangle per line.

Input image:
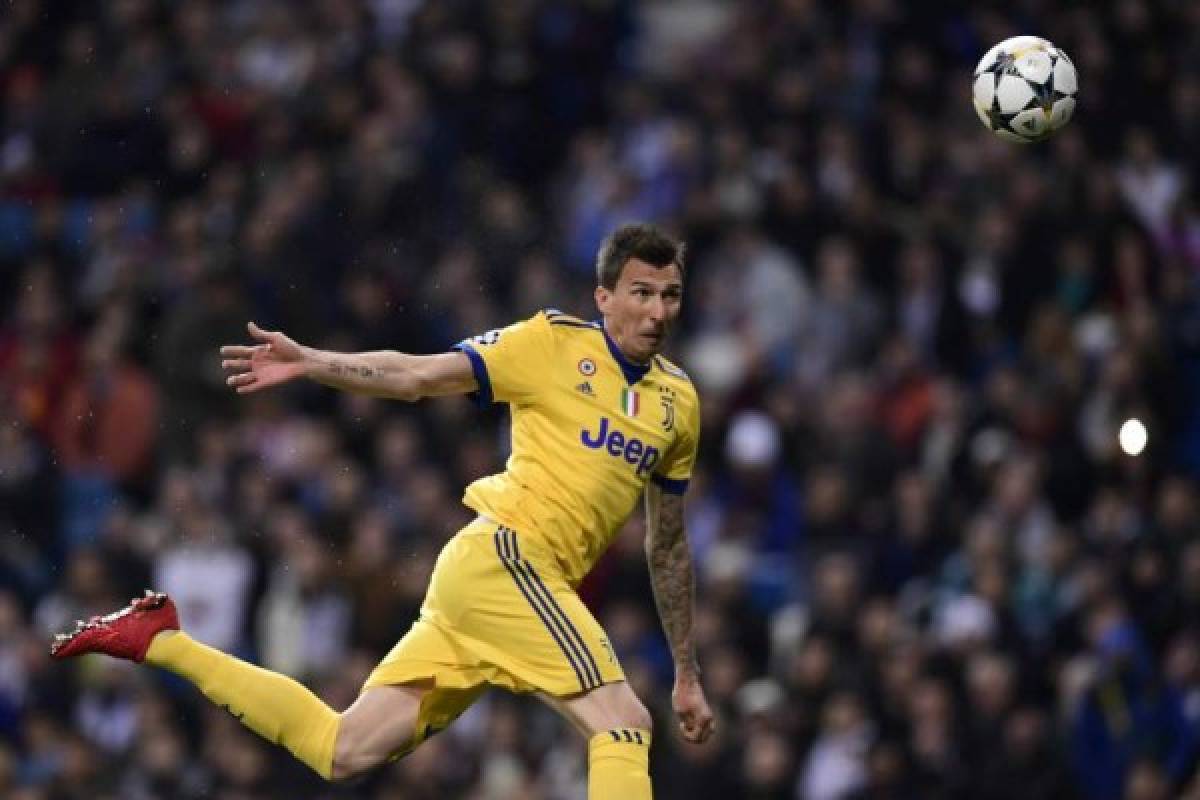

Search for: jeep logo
xmin=580 ymin=416 xmax=660 ymax=476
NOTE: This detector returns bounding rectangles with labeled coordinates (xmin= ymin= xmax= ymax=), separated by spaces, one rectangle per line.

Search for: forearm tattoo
xmin=646 ymin=492 xmax=698 ymax=675
xmin=326 ymin=361 xmax=378 ymax=379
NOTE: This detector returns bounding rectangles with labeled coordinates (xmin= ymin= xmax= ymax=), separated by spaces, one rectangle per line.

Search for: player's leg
xmin=149 ymin=630 xmax=437 ymax=780
xmin=50 ymin=592 xmax=431 ymax=781
xmin=144 ymin=627 xmax=345 ymax=778
xmin=541 ymin=682 xmax=654 ymax=800
xmin=151 ymin=629 xmax=433 ymax=780
xmin=369 ymin=521 xmax=653 ymax=796
xmin=331 ymin=682 xmax=428 ymax=779
xmin=480 ymin=525 xmax=652 ymax=798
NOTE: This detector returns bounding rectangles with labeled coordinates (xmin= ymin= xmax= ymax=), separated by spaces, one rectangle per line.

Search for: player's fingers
xmin=220 ymin=345 xmax=261 ymax=358
xmin=222 ymin=359 xmax=252 ymax=371
xmin=227 ymin=373 xmax=256 ymax=388
xmin=247 ymin=321 xmax=271 ymax=340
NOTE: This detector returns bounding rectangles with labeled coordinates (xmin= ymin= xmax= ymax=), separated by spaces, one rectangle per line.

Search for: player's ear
xmin=594 ymin=285 xmax=612 ymax=315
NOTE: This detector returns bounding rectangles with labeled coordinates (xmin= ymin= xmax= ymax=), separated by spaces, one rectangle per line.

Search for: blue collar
xmin=600 ymin=322 xmax=652 ymax=386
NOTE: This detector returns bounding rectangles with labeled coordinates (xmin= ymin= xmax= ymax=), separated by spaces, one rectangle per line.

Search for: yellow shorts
xmin=363 ymin=518 xmax=625 ymax=747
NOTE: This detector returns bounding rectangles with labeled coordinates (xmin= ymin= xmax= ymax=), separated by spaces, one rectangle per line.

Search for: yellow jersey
xmin=453 ymin=310 xmax=700 ymax=586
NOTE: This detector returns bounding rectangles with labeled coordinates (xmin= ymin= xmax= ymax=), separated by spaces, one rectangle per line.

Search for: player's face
xmin=595 ymin=258 xmax=684 ymax=363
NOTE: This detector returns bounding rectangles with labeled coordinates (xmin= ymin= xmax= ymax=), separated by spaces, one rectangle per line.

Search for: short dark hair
xmin=595 ymin=223 xmax=686 ymax=290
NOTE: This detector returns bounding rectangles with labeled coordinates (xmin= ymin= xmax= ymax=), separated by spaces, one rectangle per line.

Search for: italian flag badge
xmin=620 ymin=388 xmax=640 ymax=417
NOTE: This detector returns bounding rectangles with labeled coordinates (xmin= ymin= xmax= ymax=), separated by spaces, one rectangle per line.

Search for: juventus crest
xmin=659 ymin=386 xmax=676 ymax=432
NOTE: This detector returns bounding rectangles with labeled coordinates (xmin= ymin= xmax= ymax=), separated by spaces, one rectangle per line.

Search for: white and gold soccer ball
xmin=972 ymin=35 xmax=1078 ymax=143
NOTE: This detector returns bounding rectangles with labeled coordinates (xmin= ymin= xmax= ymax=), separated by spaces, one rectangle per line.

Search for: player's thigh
xmin=334 ymin=682 xmax=429 ymax=778
xmin=353 ymin=618 xmax=490 ymax=769
xmin=484 ymin=526 xmax=626 ymax=695
xmin=540 ymin=680 xmax=653 ymax=739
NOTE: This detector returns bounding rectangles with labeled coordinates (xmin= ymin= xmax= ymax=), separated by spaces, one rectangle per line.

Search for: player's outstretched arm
xmin=221 ymin=321 xmax=477 ymax=401
xmin=644 ymin=483 xmax=716 ymax=744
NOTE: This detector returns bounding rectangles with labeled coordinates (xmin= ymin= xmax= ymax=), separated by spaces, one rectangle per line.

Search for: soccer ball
xmin=972 ymin=35 xmax=1078 ymax=143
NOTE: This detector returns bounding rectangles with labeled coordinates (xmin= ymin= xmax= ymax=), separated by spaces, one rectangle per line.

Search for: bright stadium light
xmin=1118 ymin=418 xmax=1148 ymax=457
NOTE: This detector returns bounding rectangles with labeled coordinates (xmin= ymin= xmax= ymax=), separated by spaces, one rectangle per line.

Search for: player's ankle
xmin=142 ymin=628 xmax=184 ymax=665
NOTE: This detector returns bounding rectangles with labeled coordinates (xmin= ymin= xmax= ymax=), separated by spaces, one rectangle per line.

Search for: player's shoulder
xmin=541 ymin=310 xmax=606 ymax=349
xmin=542 ymin=308 xmax=601 ymax=331
xmin=652 ymin=354 xmax=697 ymax=397
xmin=652 ymin=353 xmax=692 ymax=383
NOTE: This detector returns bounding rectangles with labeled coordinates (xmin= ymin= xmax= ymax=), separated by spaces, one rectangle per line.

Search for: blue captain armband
xmin=453 ymin=342 xmax=493 ymax=409
xmin=651 ymin=474 xmax=689 ymax=495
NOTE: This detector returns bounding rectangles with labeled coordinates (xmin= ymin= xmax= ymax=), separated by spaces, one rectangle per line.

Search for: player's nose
xmin=647 ymin=295 xmax=665 ymax=322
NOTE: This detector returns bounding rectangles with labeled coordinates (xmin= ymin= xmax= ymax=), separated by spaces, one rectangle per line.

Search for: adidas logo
xmin=575 ymin=381 xmax=595 ymax=396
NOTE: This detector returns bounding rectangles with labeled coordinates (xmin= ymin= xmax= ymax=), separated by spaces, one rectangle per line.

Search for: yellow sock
xmin=146 ymin=632 xmax=340 ymax=779
xmin=588 ymin=728 xmax=652 ymax=799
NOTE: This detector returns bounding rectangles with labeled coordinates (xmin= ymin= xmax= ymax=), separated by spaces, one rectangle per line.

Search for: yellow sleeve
xmin=651 ymin=390 xmax=699 ymax=495
xmin=453 ymin=312 xmax=552 ymax=406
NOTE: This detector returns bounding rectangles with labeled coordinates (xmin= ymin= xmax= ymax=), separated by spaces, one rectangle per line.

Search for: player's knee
xmin=329 ymin=737 xmax=368 ymax=782
xmin=329 ymin=683 xmax=426 ymax=781
xmin=328 ymin=714 xmax=408 ymax=777
xmin=619 ymin=695 xmax=653 ymax=733
xmin=329 ymin=736 xmax=396 ymax=782
xmin=328 ymin=754 xmax=353 ymax=782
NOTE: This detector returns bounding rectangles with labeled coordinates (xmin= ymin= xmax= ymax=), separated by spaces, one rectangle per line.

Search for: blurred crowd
xmin=3 ymin=0 xmax=1200 ymax=798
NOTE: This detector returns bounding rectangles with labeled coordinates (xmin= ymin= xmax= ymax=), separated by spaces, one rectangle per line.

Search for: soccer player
xmin=51 ymin=223 xmax=714 ymax=797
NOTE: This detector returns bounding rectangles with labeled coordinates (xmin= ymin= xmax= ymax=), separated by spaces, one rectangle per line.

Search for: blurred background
xmin=2 ymin=0 xmax=1200 ymax=798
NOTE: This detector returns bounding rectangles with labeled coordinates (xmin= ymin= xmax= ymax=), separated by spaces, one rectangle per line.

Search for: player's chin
xmin=639 ymin=333 xmax=664 ymax=355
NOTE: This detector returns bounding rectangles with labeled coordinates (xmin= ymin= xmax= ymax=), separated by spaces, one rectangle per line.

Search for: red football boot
xmin=50 ymin=590 xmax=180 ymax=663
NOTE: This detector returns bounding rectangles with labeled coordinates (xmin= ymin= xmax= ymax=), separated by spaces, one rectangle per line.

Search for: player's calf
xmin=542 ymin=683 xmax=654 ymax=800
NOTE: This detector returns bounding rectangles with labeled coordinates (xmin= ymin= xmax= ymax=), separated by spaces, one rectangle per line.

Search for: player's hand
xmin=672 ymin=673 xmax=716 ymax=744
xmin=220 ymin=322 xmax=309 ymax=394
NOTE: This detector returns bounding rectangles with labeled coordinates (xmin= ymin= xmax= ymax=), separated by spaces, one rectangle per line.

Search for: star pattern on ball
xmin=1029 ymin=53 xmax=1072 ymax=117
xmin=986 ymin=95 xmax=1019 ymax=134
xmin=986 ymin=52 xmax=1016 ymax=75
xmin=973 ymin=37 xmax=1076 ymax=141
xmin=1030 ymin=78 xmax=1064 ymax=114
